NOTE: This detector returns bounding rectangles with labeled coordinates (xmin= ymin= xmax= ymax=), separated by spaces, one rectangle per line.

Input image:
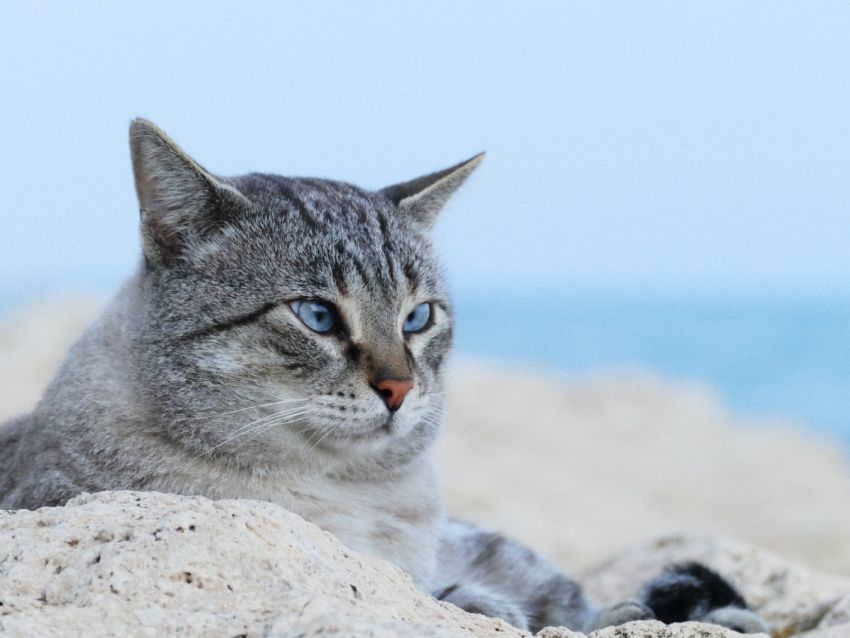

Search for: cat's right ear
xmin=129 ymin=118 xmax=250 ymax=267
xmin=380 ymin=153 xmax=484 ymax=231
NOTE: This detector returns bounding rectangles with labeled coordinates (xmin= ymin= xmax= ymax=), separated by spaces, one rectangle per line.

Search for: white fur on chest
xmin=216 ymin=461 xmax=443 ymax=590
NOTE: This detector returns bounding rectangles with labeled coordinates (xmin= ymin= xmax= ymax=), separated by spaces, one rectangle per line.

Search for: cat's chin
xmin=296 ymin=417 xmax=395 ymax=452
xmin=330 ymin=425 xmax=390 ymax=444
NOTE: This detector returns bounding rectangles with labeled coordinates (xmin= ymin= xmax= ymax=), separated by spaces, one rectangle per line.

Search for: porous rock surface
xmin=0 ymin=491 xmax=788 ymax=638
xmin=0 ymin=491 xmax=530 ymax=637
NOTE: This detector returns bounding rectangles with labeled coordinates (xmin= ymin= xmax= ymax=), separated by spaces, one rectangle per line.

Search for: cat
xmin=0 ymin=119 xmax=767 ymax=634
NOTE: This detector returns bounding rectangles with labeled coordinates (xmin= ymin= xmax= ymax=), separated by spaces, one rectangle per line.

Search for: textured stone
xmin=0 ymin=491 xmax=521 ymax=637
xmin=581 ymin=535 xmax=850 ymax=638
xmin=585 ymin=620 xmax=764 ymax=638
xmin=814 ymin=593 xmax=850 ymax=630
xmin=5 ymin=491 xmax=847 ymax=637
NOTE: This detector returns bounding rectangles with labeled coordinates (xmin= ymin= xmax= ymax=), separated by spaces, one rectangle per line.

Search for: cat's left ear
xmin=380 ymin=153 xmax=484 ymax=230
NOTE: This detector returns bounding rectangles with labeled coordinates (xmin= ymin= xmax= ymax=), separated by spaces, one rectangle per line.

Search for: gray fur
xmin=1 ymin=118 xmax=457 ymax=590
xmin=702 ymin=608 xmax=769 ymax=634
xmin=0 ymin=120 xmax=764 ymax=634
xmin=435 ymin=519 xmax=594 ymax=631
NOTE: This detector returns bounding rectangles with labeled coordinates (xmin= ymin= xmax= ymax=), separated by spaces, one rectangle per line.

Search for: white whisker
xmin=209 ymin=408 xmax=310 ymax=446
xmin=230 ymin=410 xmax=314 ymax=452
xmin=203 ymin=406 xmax=316 ymax=456
xmin=303 ymin=423 xmax=337 ymax=455
xmin=194 ymin=397 xmax=309 ymax=421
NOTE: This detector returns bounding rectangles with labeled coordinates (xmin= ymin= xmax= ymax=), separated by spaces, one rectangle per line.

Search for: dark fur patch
xmin=176 ymin=302 xmax=279 ymax=341
xmin=642 ymin=562 xmax=748 ymax=624
xmin=276 ymin=182 xmax=320 ymax=229
xmin=470 ymin=534 xmax=508 ymax=568
xmin=344 ymin=342 xmax=363 ymax=364
xmin=331 ymin=263 xmax=348 ymax=295
xmin=434 ymin=583 xmax=460 ymax=600
xmin=403 ymin=261 xmax=420 ymax=291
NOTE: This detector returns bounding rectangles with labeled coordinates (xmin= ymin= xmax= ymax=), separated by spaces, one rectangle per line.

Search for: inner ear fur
xmin=129 ymin=118 xmax=249 ymax=265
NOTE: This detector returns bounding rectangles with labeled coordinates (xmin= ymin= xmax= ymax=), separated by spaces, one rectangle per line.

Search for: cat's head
xmin=128 ymin=119 xmax=482 ymax=474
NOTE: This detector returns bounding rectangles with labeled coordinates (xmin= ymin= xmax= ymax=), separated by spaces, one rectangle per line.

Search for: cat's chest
xmin=243 ymin=469 xmax=443 ymax=590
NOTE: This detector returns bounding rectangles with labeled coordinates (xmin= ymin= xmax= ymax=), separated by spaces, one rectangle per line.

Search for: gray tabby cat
xmin=0 ymin=120 xmax=767 ymax=634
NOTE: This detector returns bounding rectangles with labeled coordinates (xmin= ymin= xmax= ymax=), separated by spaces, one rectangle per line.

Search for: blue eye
xmin=403 ymin=303 xmax=432 ymax=334
xmin=290 ymin=300 xmax=338 ymax=334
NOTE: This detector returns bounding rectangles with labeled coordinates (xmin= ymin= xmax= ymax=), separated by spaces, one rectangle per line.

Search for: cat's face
xmin=129 ymin=120 xmax=481 ymax=473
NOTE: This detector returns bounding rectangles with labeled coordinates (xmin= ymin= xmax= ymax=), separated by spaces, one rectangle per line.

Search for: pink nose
xmin=373 ymin=378 xmax=414 ymax=412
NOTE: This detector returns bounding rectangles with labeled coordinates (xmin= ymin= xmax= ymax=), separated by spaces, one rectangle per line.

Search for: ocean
xmin=452 ymin=292 xmax=850 ymax=443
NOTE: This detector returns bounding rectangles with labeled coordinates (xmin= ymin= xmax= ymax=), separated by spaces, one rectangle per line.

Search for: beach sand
xmin=2 ymin=298 xmax=849 ymax=579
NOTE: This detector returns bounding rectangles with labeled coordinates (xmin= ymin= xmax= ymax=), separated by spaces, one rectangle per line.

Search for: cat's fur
xmin=0 ymin=120 xmax=767 ymax=634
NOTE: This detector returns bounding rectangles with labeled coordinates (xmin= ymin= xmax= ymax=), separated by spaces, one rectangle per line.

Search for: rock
xmin=438 ymin=365 xmax=850 ymax=581
xmin=818 ymin=593 xmax=850 ymax=628
xmin=800 ymin=593 xmax=850 ymax=637
xmin=581 ymin=535 xmax=850 ymax=638
xmin=0 ymin=491 xmax=846 ymax=637
xmin=581 ymin=620 xmax=763 ymax=638
xmin=0 ymin=491 xmax=523 ymax=637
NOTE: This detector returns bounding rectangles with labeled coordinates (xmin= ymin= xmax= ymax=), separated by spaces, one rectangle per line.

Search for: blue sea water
xmin=452 ymin=292 xmax=850 ymax=443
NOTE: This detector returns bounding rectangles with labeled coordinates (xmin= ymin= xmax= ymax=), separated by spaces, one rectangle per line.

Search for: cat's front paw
xmin=436 ymin=583 xmax=529 ymax=630
xmin=589 ymin=599 xmax=656 ymax=631
xmin=640 ymin=562 xmax=768 ymax=634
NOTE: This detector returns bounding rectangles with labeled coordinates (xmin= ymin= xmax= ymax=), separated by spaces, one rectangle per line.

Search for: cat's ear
xmin=380 ymin=153 xmax=484 ymax=230
xmin=129 ymin=118 xmax=250 ymax=266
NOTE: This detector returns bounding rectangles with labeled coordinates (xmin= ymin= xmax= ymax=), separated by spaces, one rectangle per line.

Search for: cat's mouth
xmin=331 ymin=417 xmax=394 ymax=441
xmin=298 ymin=416 xmax=394 ymax=447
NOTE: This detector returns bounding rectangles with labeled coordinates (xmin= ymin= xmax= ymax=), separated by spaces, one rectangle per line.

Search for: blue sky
xmin=2 ymin=2 xmax=849 ymax=299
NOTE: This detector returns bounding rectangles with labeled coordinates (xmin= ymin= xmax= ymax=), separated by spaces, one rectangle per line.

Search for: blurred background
xmin=0 ymin=1 xmax=848 ymax=442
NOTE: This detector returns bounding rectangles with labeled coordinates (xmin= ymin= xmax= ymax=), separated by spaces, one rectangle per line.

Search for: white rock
xmin=581 ymin=534 xmax=850 ymax=637
xmin=815 ymin=593 xmax=850 ymax=630
xmin=0 ymin=491 xmax=523 ymax=637
xmin=585 ymin=620 xmax=764 ymax=638
xmin=3 ymin=491 xmax=845 ymax=637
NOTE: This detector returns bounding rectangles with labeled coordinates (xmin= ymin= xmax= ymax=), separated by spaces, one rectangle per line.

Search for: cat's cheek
xmin=190 ymin=343 xmax=253 ymax=376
